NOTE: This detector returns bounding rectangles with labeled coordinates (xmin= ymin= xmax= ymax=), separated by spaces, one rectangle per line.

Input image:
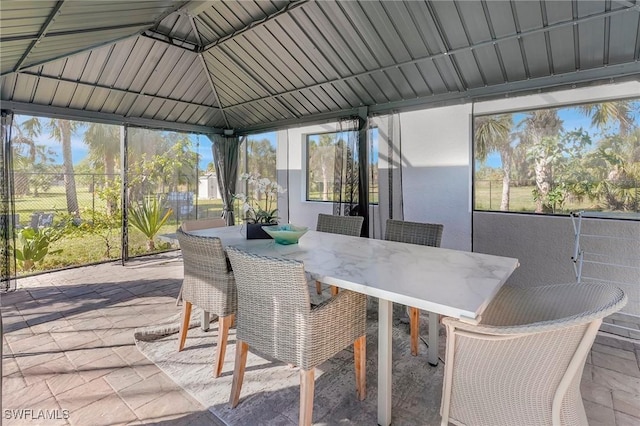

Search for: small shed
xmin=198 ymin=175 xmax=220 ymax=200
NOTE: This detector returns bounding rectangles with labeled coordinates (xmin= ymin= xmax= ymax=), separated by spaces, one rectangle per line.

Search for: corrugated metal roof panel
xmin=52 ymin=2 xmax=169 ymax=31
xmin=608 ymin=12 xmax=639 ymax=65
xmin=0 ymin=1 xmax=52 ymax=37
xmin=23 ymin=28 xmax=143 ymax=68
xmin=2 ymin=0 xmax=639 ymax=133
xmin=544 ymin=0 xmax=574 ymax=25
xmin=230 ymin=33 xmax=295 ymax=93
xmin=549 ymin=26 xmax=576 ymax=75
xmin=195 ymin=0 xmax=289 ymax=45
xmin=1 ymin=41 xmax=31 ymax=74
xmin=429 ymin=1 xmax=469 ymax=49
xmin=205 ymin=50 xmax=266 ymax=104
xmin=335 ymin=1 xmax=395 ymax=68
xmin=579 ymin=20 xmax=606 ymax=69
xmin=287 ymin=6 xmax=352 ymax=79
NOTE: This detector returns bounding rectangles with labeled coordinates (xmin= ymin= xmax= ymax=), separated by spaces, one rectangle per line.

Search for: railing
xmin=571 ymin=211 xmax=640 ymax=339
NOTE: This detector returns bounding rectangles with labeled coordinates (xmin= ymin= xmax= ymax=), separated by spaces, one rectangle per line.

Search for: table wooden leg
xmin=378 ymin=299 xmax=392 ymax=426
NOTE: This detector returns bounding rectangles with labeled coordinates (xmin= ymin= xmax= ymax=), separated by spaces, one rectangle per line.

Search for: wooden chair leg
xmin=330 ymin=286 xmax=339 ymax=296
xmin=299 ymin=368 xmax=315 ymax=426
xmin=410 ymin=306 xmax=419 ymax=356
xmin=214 ymin=314 xmax=234 ymax=378
xmin=178 ymin=301 xmax=192 ymax=352
xmin=315 ymin=280 xmax=322 ymax=295
xmin=230 ymin=340 xmax=249 ymax=408
xmin=354 ymin=335 xmax=366 ymax=401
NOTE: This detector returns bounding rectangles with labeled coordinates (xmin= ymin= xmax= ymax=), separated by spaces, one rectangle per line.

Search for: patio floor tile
xmin=55 ymin=377 xmax=114 ymax=413
xmin=68 ymin=394 xmax=137 ymax=426
xmin=3 ymin=258 xmax=639 ymax=426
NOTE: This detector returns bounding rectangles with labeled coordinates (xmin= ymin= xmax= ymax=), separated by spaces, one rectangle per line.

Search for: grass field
xmin=474 ymin=181 xmax=639 ymax=213
xmin=9 ymin=185 xmax=225 ymax=276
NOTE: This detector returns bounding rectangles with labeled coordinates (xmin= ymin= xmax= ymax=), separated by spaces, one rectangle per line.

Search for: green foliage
xmin=128 ymin=197 xmax=172 ymax=251
xmin=12 ymin=227 xmax=64 ymax=271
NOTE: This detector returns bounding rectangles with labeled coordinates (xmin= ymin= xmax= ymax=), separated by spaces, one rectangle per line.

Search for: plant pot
xmin=246 ymin=223 xmax=274 ymax=240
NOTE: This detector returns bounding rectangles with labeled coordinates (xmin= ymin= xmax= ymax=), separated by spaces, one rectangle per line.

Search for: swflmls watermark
xmin=4 ymin=409 xmax=70 ymax=421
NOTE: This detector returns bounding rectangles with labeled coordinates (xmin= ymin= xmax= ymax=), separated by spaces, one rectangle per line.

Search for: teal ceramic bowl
xmin=261 ymin=224 xmax=309 ymax=245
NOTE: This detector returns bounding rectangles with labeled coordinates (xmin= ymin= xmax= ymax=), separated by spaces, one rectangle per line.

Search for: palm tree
xmin=578 ymin=101 xmax=634 ymax=136
xmin=475 ymin=114 xmax=514 ymax=211
xmin=519 ymin=110 xmax=563 ymax=213
xmin=48 ymin=119 xmax=80 ymax=216
xmin=84 ymin=123 xmax=120 ymax=215
xmin=578 ymin=100 xmax=639 ymax=210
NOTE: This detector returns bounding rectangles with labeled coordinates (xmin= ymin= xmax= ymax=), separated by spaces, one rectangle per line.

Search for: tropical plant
xmin=475 ymin=114 xmax=514 ymax=211
xmin=233 ymin=173 xmax=285 ymax=224
xmin=12 ymin=227 xmax=63 ymax=271
xmin=518 ymin=109 xmax=563 ymax=213
xmin=128 ymin=196 xmax=172 ymax=251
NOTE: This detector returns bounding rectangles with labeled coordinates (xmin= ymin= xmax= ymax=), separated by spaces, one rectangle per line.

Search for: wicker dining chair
xmin=175 ymin=228 xmax=237 ymax=378
xmin=385 ymin=219 xmax=444 ymax=357
xmin=181 ymin=217 xmax=226 ymax=232
xmin=440 ymin=282 xmax=627 ymax=426
xmin=176 ymin=218 xmax=227 ymax=316
xmin=315 ymin=213 xmax=364 ymax=295
xmin=226 ymin=247 xmax=367 ymax=426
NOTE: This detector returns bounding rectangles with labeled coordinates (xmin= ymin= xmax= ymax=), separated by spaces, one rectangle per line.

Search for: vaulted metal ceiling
xmin=1 ymin=0 xmax=639 ymax=134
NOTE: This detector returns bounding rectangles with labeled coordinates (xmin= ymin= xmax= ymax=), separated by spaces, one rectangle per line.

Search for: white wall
xmin=400 ymin=104 xmax=473 ymax=251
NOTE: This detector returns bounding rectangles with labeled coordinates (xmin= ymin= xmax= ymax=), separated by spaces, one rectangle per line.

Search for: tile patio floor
xmin=2 ymin=254 xmax=639 ymax=425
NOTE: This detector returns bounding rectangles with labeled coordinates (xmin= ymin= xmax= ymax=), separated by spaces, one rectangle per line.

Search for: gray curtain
xmin=209 ymin=134 xmax=244 ymax=226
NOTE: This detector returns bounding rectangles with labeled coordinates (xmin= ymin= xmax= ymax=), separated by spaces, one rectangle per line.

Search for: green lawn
xmin=9 ymin=185 xmax=225 ymax=276
xmin=474 ymin=181 xmax=639 ymax=213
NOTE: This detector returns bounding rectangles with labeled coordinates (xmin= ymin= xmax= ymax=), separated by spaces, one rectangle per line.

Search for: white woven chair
xmin=175 ymin=228 xmax=236 ymax=378
xmin=226 ymin=247 xmax=367 ymax=426
xmin=440 ymin=282 xmax=627 ymax=426
xmin=385 ymin=219 xmax=443 ymax=357
xmin=315 ymin=213 xmax=364 ymax=295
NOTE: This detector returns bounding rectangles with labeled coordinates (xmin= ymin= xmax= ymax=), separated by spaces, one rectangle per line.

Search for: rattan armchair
xmin=315 ymin=213 xmax=364 ymax=295
xmin=440 ymin=282 xmax=627 ymax=426
xmin=175 ymin=228 xmax=237 ymax=378
xmin=226 ymin=247 xmax=367 ymax=426
xmin=176 ymin=217 xmax=227 ymax=325
xmin=385 ymin=219 xmax=444 ymax=357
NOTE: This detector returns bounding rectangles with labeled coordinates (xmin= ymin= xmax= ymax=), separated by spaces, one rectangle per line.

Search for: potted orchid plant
xmin=233 ymin=173 xmax=286 ymax=239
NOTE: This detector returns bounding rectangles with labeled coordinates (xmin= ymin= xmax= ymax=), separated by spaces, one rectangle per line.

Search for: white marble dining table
xmin=176 ymin=225 xmax=519 ymax=426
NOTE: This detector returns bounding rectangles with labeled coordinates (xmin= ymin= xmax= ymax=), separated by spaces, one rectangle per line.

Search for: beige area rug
xmin=134 ymin=302 xmax=447 ymax=425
